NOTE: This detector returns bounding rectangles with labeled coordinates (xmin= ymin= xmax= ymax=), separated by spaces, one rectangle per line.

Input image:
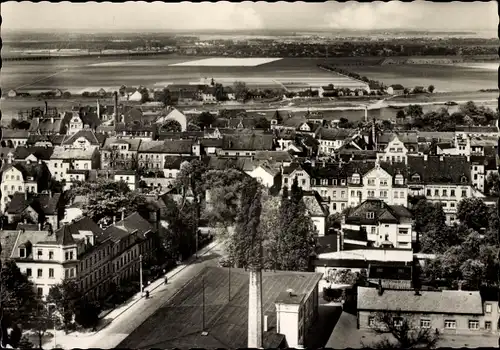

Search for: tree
xmin=47 ymin=280 xmax=82 ymax=331
xmin=140 ymin=89 xmax=149 ymax=103
xmin=412 ymin=198 xmax=446 ymax=235
xmin=254 ymin=117 xmax=270 ymax=130
xmin=366 ymin=311 xmax=440 ymax=349
xmin=259 ymin=194 xmax=282 ymax=270
xmin=405 ymin=104 xmax=424 ymax=119
xmin=29 ymin=301 xmax=52 ymax=349
xmin=74 ymin=300 xmax=100 ymax=331
xmin=233 ymin=81 xmax=249 ymax=102
xmin=229 ymin=177 xmax=263 ymax=268
xmin=460 ymin=259 xmax=485 ymax=290
xmin=17 ymin=335 xmax=35 ymax=349
xmin=396 ymin=110 xmax=406 ymax=121
xmin=457 ymin=198 xmax=489 ymax=232
xmin=329 ymin=269 xmax=359 ymax=285
xmin=485 ymin=172 xmax=499 ymax=196
xmin=428 ymin=85 xmax=435 ymax=93
xmin=277 ymin=178 xmax=317 ymax=271
xmin=381 ymin=120 xmax=393 ymax=130
xmin=196 ymin=111 xmax=216 ymax=130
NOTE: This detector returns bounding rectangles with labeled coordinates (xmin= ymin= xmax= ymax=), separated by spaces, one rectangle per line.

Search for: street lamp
xmin=139 ymin=254 xmax=143 ymax=295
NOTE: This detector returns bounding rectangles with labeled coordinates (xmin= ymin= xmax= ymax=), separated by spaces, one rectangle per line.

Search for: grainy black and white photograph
xmin=0 ymin=1 xmax=499 ymax=349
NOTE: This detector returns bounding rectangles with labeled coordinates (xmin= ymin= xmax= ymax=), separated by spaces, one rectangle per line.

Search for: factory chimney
xmin=248 ymin=268 xmax=263 ymax=348
xmin=44 ymin=101 xmax=48 ymax=115
xmin=97 ymin=99 xmax=101 ymax=120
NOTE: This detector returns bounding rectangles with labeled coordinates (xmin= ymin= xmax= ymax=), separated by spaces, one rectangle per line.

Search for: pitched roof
xmin=2 ymin=129 xmax=30 ymax=139
xmin=30 ymin=118 xmax=62 ymax=134
xmin=345 ymin=199 xmax=412 ymax=225
xmin=6 ymin=192 xmax=61 ymax=216
xmin=117 ymin=266 xmax=321 ymax=349
xmin=103 ymin=137 xmax=142 ymax=151
xmin=455 ymin=125 xmax=498 ymax=133
xmin=51 ymin=146 xmax=96 ymax=160
xmin=61 ymin=129 xmax=104 ymax=146
xmin=13 ymin=146 xmax=54 ymax=160
xmin=222 ymin=134 xmax=274 ymax=151
xmin=357 ymin=287 xmax=483 ymax=315
xmin=10 ymin=229 xmax=56 ymax=258
xmin=0 ymin=162 xmax=49 ymax=182
xmin=377 ymin=132 xmax=418 ymax=145
xmin=139 ymin=139 xmax=194 ymax=154
xmin=102 ymin=212 xmax=153 ymax=242
xmin=0 ymin=230 xmax=20 ymax=260
xmin=302 ymin=191 xmax=328 ymax=217
xmin=254 ymin=151 xmax=293 ymax=163
xmin=407 ymin=155 xmax=471 ymax=184
xmin=317 ymin=128 xmax=355 ymax=141
xmin=200 ymin=138 xmax=224 ymax=148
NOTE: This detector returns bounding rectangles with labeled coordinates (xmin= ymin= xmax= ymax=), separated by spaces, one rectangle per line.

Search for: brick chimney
xmin=113 ymin=91 xmax=118 ymax=121
xmin=248 ymin=268 xmax=263 ymax=348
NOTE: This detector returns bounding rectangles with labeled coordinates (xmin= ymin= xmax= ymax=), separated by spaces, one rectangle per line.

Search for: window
xmin=394 ymin=192 xmax=399 ymax=198
xmin=368 ymin=179 xmax=375 ymax=185
xmin=37 ymin=287 xmax=43 ymax=297
xmin=37 ymin=250 xmax=43 ymax=258
xmin=420 ymin=319 xmax=431 ymax=329
xmin=37 ymin=269 xmax=43 ymax=278
xmin=450 ymin=202 xmax=455 ymax=208
xmin=49 ymin=251 xmax=54 ymax=260
xmin=434 ymin=189 xmax=439 ymax=196
xmin=65 ymin=252 xmax=69 ymax=260
xmin=395 ymin=175 xmax=404 ymax=185
xmin=366 ymin=212 xmax=375 ymax=219
xmin=393 ymin=318 xmax=403 ymax=328
xmin=400 ymin=191 xmax=404 ymax=198
xmin=369 ymin=316 xmax=376 ymax=327
xmin=411 ymin=174 xmax=421 ymax=182
xmin=351 ymin=190 xmax=355 ymax=197
xmin=49 ymin=268 xmax=54 ymax=278
xmin=19 ymin=248 xmax=25 ymax=258
xmin=485 ymin=304 xmax=492 ymax=313
xmin=462 ymin=190 xmax=467 ymax=197
xmin=26 ymin=268 xmax=32 ymax=277
xmin=442 ymin=189 xmax=447 ymax=196
xmin=426 ymin=189 xmax=431 ymax=196
xmin=485 ymin=321 xmax=492 ymax=330
xmin=301 ymin=179 xmax=306 ymax=186
xmin=468 ymin=320 xmax=479 ymax=330
xmin=341 ymin=191 xmax=345 ymax=199
xmin=380 ymin=179 xmax=388 ymax=186
xmin=444 ymin=320 xmax=456 ymax=329
xmin=371 ymin=227 xmax=376 ymax=235
xmin=450 ymin=189 xmax=455 ymax=197
xmin=398 ymin=228 xmax=409 ymax=235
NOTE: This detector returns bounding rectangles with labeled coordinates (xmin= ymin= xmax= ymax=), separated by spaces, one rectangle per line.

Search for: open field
xmin=336 ymin=63 xmax=497 ymax=92
xmin=168 ymin=57 xmax=283 ymax=67
xmin=2 ymin=55 xmax=495 ymax=95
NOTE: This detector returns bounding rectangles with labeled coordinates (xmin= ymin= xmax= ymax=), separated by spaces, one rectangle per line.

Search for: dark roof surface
xmin=117 ymin=266 xmax=321 ymax=349
xmin=13 ymin=146 xmax=54 ymax=160
xmin=407 ymin=155 xmax=471 ymax=184
xmin=222 ymin=134 xmax=274 ymax=151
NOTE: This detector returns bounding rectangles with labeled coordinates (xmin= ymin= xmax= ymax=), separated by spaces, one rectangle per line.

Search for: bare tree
xmin=363 ymin=311 xmax=440 ymax=349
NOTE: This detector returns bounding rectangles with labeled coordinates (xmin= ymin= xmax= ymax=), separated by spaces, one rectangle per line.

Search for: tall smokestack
xmin=113 ymin=91 xmax=118 ymax=121
xmin=97 ymin=99 xmax=101 ymax=120
xmin=248 ymin=268 xmax=263 ymax=348
xmin=44 ymin=101 xmax=48 ymax=115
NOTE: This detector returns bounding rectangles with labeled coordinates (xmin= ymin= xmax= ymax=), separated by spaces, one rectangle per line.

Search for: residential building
xmin=13 ymin=146 xmax=54 ymax=164
xmin=29 ymin=117 xmax=64 ymax=135
xmin=60 ymin=129 xmax=106 ymax=150
xmin=342 ymin=199 xmax=413 ymax=249
xmin=163 ymin=156 xmax=200 ymax=180
xmin=138 ymin=139 xmax=200 ymax=170
xmin=317 ymin=128 xmax=356 ymax=156
xmin=218 ymin=133 xmax=274 ymax=157
xmin=282 ymin=162 xmax=312 ymax=191
xmin=48 ymin=146 xmax=100 ymax=182
xmin=101 ymin=137 xmax=141 ymax=170
xmin=114 ymin=170 xmax=139 ymax=191
xmin=376 ymin=133 xmax=418 ymax=164
xmin=5 ymin=191 xmax=62 ymax=229
xmin=302 ymin=191 xmax=329 ymax=236
xmin=367 ymin=263 xmax=413 ymax=289
xmin=308 ymin=163 xmax=349 ymax=214
xmin=1 ymin=129 xmax=29 ymax=148
xmin=155 ymin=108 xmax=188 ymax=133
xmin=0 ymin=159 xmax=51 ymax=212
xmin=357 ymin=287 xmax=497 ymax=335
xmin=406 ymin=155 xmax=473 ymax=224
xmin=244 ymin=160 xmax=281 ymax=189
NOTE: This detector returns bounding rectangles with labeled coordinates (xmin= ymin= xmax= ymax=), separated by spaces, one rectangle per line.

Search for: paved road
xmin=44 ymin=243 xmax=224 ymax=349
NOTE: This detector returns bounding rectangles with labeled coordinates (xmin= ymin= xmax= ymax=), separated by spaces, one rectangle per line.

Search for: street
xmin=38 ymin=242 xmax=224 ymax=349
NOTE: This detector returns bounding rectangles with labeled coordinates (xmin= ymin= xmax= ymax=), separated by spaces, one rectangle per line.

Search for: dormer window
xmin=321 ymin=179 xmax=328 ymax=186
xmin=461 ymin=176 xmax=468 ymax=183
xmin=352 ymin=173 xmax=360 ymax=184
xmin=19 ymin=248 xmax=25 ymax=258
xmin=366 ymin=212 xmax=375 ymax=219
xmin=411 ymin=173 xmax=421 ymax=182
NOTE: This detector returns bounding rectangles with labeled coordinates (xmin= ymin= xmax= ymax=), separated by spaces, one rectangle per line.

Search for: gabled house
xmin=13 ymin=146 xmax=54 ymax=165
xmin=26 ymin=134 xmax=65 ymax=148
xmin=48 ymin=146 xmax=100 ymax=182
xmin=0 ymin=160 xmax=51 ymax=212
xmin=302 ymin=191 xmax=329 ymax=236
xmin=316 ymin=128 xmax=356 ymax=155
xmin=5 ymin=191 xmax=63 ymax=229
xmin=29 ymin=117 xmax=64 ymax=135
xmin=61 ymin=129 xmax=106 ymax=150
xmin=282 ymin=162 xmax=311 ymax=191
xmin=376 ymin=132 xmax=418 ymax=164
xmin=243 ymin=160 xmax=281 ymax=189
xmin=342 ymin=199 xmax=413 ymax=249
xmin=1 ymin=129 xmax=29 ymax=148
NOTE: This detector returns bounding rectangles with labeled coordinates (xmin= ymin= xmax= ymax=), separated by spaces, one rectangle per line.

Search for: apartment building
xmin=101 ymin=137 xmax=142 ymax=170
xmin=138 ymin=139 xmax=200 ymax=170
xmin=48 ymin=146 xmax=100 ymax=182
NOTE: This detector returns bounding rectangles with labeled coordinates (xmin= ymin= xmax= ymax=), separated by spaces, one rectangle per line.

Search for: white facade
xmin=68 ymin=115 xmax=84 ymax=135
xmin=283 ymin=167 xmax=311 ymax=191
xmin=343 ymin=221 xmax=413 ymax=249
xmin=246 ymin=166 xmax=277 ymax=188
xmin=1 ymin=166 xmax=38 ymax=212
xmin=377 ymin=135 xmax=410 ymax=164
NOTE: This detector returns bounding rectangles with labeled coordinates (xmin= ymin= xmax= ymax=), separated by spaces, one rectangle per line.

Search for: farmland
xmin=2 ymin=55 xmax=496 ymax=96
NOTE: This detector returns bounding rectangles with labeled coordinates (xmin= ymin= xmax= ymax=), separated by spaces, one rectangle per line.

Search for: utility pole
xmin=139 ymin=254 xmax=143 ymax=294
xmin=202 ymin=275 xmax=206 ymax=331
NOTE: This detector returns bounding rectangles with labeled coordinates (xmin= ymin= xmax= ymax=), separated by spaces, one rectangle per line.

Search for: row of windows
xmin=426 ymin=188 xmax=467 ymax=198
xmin=26 ymin=267 xmax=74 ymax=278
xmin=104 ymin=152 xmax=133 ymax=159
xmin=369 ymin=317 xmax=491 ymax=331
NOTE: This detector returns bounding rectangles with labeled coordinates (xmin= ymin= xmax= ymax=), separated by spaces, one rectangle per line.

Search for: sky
xmin=1 ymin=1 xmax=498 ymax=33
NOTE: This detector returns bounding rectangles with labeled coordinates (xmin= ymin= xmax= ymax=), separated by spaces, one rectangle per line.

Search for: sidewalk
xmin=41 ymin=241 xmax=220 ymax=349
